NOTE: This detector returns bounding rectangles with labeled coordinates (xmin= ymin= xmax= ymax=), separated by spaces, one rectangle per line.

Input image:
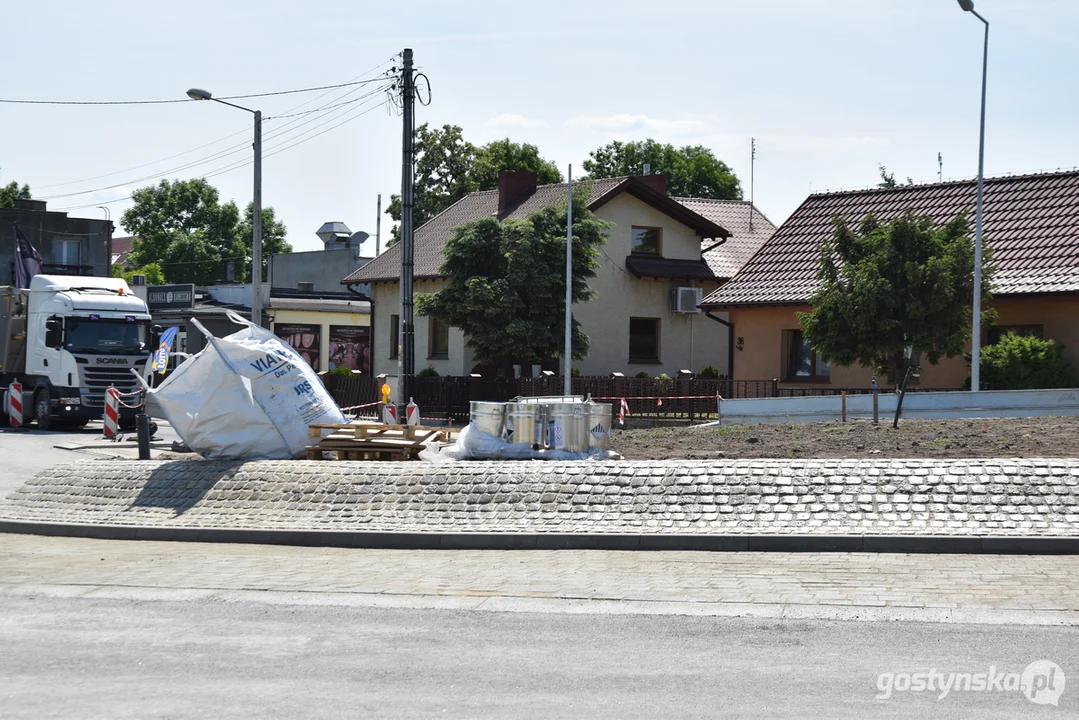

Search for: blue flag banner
xmin=152 ymin=326 xmax=179 ymax=374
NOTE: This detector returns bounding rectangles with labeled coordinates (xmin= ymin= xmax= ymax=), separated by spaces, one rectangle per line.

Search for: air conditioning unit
xmin=671 ymin=286 xmax=702 ymax=314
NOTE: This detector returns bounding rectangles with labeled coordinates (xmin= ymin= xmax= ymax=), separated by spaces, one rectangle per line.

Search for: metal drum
xmin=544 ymin=401 xmax=589 ymax=452
xmin=585 ymin=402 xmax=612 ymax=451
xmin=504 ymin=402 xmax=545 ymax=447
xmin=469 ymin=401 xmax=505 ymax=437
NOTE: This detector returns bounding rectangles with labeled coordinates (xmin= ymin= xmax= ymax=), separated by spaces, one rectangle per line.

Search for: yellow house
xmin=267 ymin=293 xmax=371 ymax=374
xmin=701 ymin=170 xmax=1079 ymax=389
xmin=342 ymin=172 xmax=775 ymax=378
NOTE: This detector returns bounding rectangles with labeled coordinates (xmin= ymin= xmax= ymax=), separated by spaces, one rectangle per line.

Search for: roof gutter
xmin=702 ymin=237 xmax=727 ymax=254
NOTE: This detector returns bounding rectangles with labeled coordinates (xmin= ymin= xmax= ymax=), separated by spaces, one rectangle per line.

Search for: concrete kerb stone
xmin=0 ymin=458 xmax=1078 ymax=553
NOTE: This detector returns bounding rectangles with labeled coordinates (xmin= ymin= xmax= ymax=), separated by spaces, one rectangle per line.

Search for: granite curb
xmin=2 ymin=519 xmax=1079 ymax=553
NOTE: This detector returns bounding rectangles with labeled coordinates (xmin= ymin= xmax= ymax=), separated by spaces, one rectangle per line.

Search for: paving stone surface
xmin=1 ymin=458 xmax=1078 ymax=536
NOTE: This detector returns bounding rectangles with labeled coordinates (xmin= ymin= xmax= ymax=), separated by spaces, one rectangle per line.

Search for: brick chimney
xmin=637 ymin=174 xmax=668 ymax=195
xmin=497 ymin=171 xmax=538 ymax=217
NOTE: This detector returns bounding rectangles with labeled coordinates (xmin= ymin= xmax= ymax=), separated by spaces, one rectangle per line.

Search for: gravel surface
xmin=613 ymin=416 xmax=1079 ymax=461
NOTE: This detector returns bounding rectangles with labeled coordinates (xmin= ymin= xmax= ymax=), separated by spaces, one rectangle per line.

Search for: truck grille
xmin=80 ymin=366 xmax=142 ymax=407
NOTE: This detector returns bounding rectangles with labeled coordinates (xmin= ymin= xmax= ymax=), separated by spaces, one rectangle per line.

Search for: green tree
xmin=1 ymin=180 xmax=32 ymax=208
xmin=237 ymin=203 xmax=290 ymax=282
xmin=469 ymin=138 xmax=562 ymax=191
xmin=111 ymin=262 xmax=166 ymax=285
xmin=583 ymin=139 xmax=742 ymax=199
xmin=120 ymin=179 xmax=289 ymax=285
xmin=386 ymin=126 xmax=564 ymax=246
xmin=877 ymin=164 xmax=913 ymax=189
xmin=416 ymin=186 xmax=611 ymax=367
xmin=797 ymin=211 xmax=995 ymax=382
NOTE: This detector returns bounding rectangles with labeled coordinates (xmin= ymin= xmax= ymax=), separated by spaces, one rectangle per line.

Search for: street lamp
xmin=186 ymin=87 xmax=263 ymax=326
xmin=956 ymin=0 xmax=989 ymax=391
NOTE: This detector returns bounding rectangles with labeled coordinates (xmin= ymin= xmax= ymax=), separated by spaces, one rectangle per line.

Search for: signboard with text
xmin=147 ymin=284 xmax=196 ymax=311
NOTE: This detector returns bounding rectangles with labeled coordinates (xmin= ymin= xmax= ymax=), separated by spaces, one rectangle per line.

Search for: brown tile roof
xmin=111 ymin=235 xmax=135 ymax=265
xmin=342 ymin=176 xmax=731 ymax=284
xmin=624 ymin=255 xmax=716 ymax=281
xmin=675 ymin=199 xmax=777 ymax=280
xmin=702 ymin=170 xmax=1079 ymax=307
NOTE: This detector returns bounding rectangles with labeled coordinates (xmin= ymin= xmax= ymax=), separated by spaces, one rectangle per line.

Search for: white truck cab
xmin=2 ymin=275 xmax=155 ymax=429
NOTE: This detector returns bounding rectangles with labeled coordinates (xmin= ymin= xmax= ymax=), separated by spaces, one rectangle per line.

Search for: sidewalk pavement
xmin=3 ymin=533 xmax=1078 ymax=625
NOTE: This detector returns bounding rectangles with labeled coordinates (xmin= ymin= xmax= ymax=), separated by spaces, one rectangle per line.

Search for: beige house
xmin=701 ymin=170 xmax=1079 ymax=388
xmin=342 ymin=172 xmax=775 ymax=378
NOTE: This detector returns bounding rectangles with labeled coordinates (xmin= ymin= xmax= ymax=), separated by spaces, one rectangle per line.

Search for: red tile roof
xmin=677 ymin=199 xmax=776 ymax=280
xmin=702 ymin=170 xmax=1079 ymax=307
xmin=342 ymin=176 xmax=737 ymax=285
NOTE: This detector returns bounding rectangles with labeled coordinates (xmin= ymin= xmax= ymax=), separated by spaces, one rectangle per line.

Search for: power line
xmin=0 ymin=74 xmax=391 ymax=106
xmin=41 ymin=83 xmax=392 ymax=201
xmin=35 ymin=59 xmax=397 ymax=196
xmin=53 ymin=91 xmax=392 ymax=213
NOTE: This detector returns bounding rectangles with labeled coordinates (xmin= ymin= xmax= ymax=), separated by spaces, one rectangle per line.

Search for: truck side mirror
xmin=45 ymin=318 xmax=63 ymax=349
xmin=151 ymin=324 xmax=163 ymax=349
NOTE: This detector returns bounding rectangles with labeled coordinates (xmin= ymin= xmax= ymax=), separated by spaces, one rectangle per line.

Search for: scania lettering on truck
xmin=0 ymin=275 xmax=155 ymax=430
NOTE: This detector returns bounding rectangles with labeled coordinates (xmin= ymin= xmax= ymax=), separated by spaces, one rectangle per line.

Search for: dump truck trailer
xmin=0 ymin=275 xmax=154 ymax=430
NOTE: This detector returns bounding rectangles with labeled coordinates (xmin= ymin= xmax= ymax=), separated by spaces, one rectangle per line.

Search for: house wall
xmin=369 ymin=279 xmax=471 ymax=378
xmin=1 ymin=208 xmax=111 ymax=282
xmin=270 ymin=246 xmax=373 ymax=295
xmin=578 ymin=193 xmax=728 ymax=376
xmin=366 ymin=192 xmax=732 ymax=379
xmin=270 ymin=308 xmax=370 ymax=373
xmin=729 ymin=295 xmax=1079 ymax=388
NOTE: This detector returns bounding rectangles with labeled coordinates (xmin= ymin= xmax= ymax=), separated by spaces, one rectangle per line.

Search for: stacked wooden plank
xmin=305 ymin=423 xmax=458 ymax=461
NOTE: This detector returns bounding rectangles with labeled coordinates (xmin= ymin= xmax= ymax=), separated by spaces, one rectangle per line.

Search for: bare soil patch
xmin=612 ymin=416 xmax=1079 ymax=460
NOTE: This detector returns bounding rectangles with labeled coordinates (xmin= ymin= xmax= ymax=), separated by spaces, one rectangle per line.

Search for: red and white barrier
xmin=103 ymin=386 xmax=120 ymax=439
xmin=382 ymin=402 xmax=398 ymax=425
xmin=8 ymin=382 xmax=23 ymax=427
xmin=405 ymin=398 xmax=419 ymax=427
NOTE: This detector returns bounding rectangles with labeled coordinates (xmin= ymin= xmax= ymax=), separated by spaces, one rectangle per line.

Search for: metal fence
xmin=320 ymin=375 xmax=950 ymax=425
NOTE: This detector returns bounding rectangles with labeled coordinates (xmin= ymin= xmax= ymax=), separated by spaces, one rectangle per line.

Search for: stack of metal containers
xmin=469 ymin=396 xmax=612 ymax=453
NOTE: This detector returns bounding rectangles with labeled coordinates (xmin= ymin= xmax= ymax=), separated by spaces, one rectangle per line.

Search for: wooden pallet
xmin=305 ymin=422 xmax=457 ymax=461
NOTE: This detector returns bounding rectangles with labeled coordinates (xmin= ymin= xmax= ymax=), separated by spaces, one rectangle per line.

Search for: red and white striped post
xmin=103 ymin=386 xmax=120 ymax=439
xmin=8 ymin=382 xmax=23 ymax=428
xmin=405 ymin=398 xmax=419 ymax=427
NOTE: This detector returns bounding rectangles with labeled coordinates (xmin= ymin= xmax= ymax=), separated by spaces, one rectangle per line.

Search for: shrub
xmin=634 ymin=371 xmax=650 ymax=379
xmin=418 ymin=367 xmax=440 ymax=377
xmin=979 ymin=333 xmax=1077 ymax=389
xmin=571 ymin=367 xmax=581 ymax=377
xmin=698 ymin=365 xmax=720 ymax=378
xmin=328 ymin=366 xmax=353 ymax=377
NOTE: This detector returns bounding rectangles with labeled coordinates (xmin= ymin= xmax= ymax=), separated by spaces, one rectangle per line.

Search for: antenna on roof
xmin=938 ymin=152 xmax=943 ymax=182
xmin=749 ymin=137 xmax=756 ymax=231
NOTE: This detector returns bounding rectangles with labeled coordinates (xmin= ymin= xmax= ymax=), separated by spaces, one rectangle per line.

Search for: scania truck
xmin=0 ymin=275 xmax=155 ymax=430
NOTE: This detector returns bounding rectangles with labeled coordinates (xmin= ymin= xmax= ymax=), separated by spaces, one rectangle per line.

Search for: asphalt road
xmin=0 ymin=421 xmax=180 ymax=499
xmin=3 ymin=593 xmax=1075 ymax=719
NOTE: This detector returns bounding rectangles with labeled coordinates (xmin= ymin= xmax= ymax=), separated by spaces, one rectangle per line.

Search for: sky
xmin=4 ymin=0 xmax=1078 ymax=253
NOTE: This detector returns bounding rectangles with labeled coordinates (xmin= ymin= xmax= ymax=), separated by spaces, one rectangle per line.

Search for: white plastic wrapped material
xmin=139 ymin=310 xmax=346 ymax=459
xmin=449 ymin=422 xmax=621 ymax=461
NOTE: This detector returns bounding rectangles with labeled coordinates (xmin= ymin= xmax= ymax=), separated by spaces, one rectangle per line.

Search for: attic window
xmin=631 ymin=226 xmax=661 ymax=254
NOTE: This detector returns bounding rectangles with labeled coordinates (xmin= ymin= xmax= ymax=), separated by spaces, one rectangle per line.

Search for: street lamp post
xmin=186 ymin=88 xmax=263 ymax=326
xmin=957 ymin=0 xmax=989 ymax=391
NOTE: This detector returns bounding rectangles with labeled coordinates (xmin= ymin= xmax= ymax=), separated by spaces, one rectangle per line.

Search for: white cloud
xmin=485 ymin=113 xmax=548 ymax=131
xmin=564 ymin=114 xmax=714 ymax=137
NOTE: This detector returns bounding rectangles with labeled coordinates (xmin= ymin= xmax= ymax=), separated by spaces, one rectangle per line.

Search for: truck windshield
xmin=64 ymin=318 xmax=150 ymax=355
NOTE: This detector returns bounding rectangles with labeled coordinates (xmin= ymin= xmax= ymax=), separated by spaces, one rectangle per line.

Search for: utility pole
xmin=563 ymin=165 xmax=573 ymax=396
xmin=749 ymin=138 xmax=756 ymax=231
xmin=252 ymin=109 xmax=263 ymax=326
xmin=399 ymin=48 xmax=416 ymax=412
xmin=375 ymin=193 xmax=382 ymax=256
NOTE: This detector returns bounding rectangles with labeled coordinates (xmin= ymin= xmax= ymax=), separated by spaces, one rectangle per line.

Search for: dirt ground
xmin=612 ymin=416 xmax=1079 ymax=460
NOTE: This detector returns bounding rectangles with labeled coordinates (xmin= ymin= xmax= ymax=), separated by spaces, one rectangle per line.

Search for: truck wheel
xmin=34 ymin=392 xmax=53 ymax=431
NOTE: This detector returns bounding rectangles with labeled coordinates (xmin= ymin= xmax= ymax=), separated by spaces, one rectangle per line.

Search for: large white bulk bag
xmin=140 ymin=310 xmax=346 ymax=459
